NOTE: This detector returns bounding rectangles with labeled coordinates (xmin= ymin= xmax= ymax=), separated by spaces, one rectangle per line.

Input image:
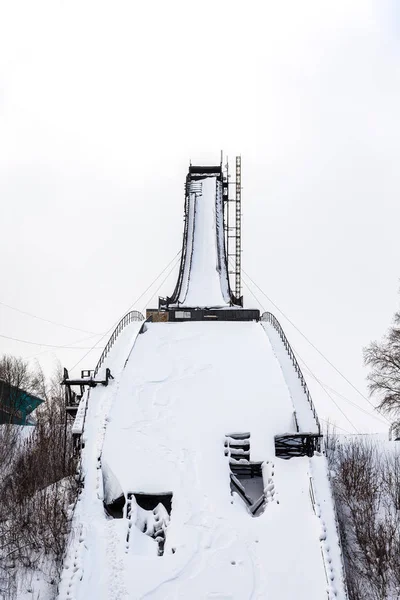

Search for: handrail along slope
xmin=94 ymin=310 xmax=144 ymax=376
xmin=261 ymin=311 xmax=321 ymax=434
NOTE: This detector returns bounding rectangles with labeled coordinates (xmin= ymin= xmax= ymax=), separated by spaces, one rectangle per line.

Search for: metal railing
xmin=168 ymin=167 xmax=241 ymax=307
xmin=261 ymin=312 xmax=321 ymax=434
xmin=94 ymin=310 xmax=144 ymax=376
xmin=168 ymin=181 xmax=191 ymax=305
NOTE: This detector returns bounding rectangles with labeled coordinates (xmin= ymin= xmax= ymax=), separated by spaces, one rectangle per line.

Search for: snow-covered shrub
xmin=0 ymin=362 xmax=78 ymax=599
xmin=327 ymin=434 xmax=400 ymax=600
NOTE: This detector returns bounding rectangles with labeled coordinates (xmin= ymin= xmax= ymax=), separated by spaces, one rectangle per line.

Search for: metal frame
xmin=224 ymin=156 xmax=242 ymax=304
xmin=275 ymin=434 xmax=322 ymax=459
xmin=235 ymin=156 xmax=242 ymax=299
xmin=62 ymin=310 xmax=144 ymax=462
xmin=94 ymin=310 xmax=144 ymax=376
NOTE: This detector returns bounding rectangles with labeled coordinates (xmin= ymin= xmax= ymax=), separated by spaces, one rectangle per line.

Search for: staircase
xmin=225 ymin=432 xmax=264 ymax=515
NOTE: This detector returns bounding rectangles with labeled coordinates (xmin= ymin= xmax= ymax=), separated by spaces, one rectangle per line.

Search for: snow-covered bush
xmin=327 ymin=433 xmax=400 ymax=600
xmin=0 ymin=361 xmax=78 ymax=599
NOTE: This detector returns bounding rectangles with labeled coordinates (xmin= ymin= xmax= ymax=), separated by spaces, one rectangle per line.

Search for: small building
xmin=0 ymin=379 xmax=43 ymax=425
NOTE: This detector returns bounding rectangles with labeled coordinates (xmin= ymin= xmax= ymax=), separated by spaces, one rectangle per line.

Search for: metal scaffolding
xmin=235 ymin=156 xmax=242 ymax=299
xmin=223 ymin=155 xmax=242 ymax=303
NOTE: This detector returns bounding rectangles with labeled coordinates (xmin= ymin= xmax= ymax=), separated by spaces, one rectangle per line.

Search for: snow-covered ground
xmin=56 ymin=163 xmax=349 ymax=599
xmin=261 ymin=319 xmax=320 ymax=434
xmin=59 ymin=320 xmax=347 ymax=599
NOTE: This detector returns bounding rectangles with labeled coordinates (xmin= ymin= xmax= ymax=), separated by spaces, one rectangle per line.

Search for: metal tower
xmin=235 ymin=156 xmax=242 ymax=299
xmin=224 ymin=156 xmax=242 ymax=302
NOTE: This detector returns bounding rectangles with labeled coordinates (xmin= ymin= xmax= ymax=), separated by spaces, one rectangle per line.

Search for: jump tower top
xmin=148 ymin=156 xmax=259 ymax=322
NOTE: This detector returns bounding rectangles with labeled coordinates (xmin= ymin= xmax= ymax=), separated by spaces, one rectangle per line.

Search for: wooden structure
xmin=62 ymin=367 xmax=114 ymax=419
xmin=274 ymin=433 xmax=322 ymax=459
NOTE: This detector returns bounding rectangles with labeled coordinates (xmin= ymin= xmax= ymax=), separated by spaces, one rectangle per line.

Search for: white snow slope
xmin=59 ymin=320 xmax=347 ymax=600
xmin=173 ymin=176 xmax=231 ymax=307
xmin=261 ymin=320 xmax=319 ymax=434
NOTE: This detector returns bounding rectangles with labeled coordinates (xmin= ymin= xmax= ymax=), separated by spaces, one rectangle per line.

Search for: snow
xmin=57 ymin=318 xmax=144 ymax=600
xmin=14 ymin=565 xmax=57 ymax=600
xmin=102 ymin=459 xmax=124 ymax=507
xmin=309 ymin=455 xmax=348 ymax=598
xmin=262 ymin=319 xmax=320 ymax=434
xmin=57 ymin=163 xmax=347 ymax=599
xmin=173 ymin=176 xmax=230 ymax=307
xmin=59 ymin=321 xmax=347 ymax=599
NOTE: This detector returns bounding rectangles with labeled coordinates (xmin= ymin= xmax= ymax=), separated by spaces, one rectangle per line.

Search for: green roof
xmin=0 ymin=379 xmax=44 ymax=425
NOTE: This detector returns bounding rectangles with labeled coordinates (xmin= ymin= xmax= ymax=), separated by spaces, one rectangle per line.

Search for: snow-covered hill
xmin=58 ymin=320 xmax=347 ymax=599
xmin=58 ymin=166 xmax=347 ymax=599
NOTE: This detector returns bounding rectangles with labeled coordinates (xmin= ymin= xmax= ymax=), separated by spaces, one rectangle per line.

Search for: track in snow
xmin=60 ymin=322 xmax=347 ymax=600
xmin=59 ymin=160 xmax=347 ymax=600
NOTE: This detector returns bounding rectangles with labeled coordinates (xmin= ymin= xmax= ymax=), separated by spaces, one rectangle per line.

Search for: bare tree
xmin=364 ymin=310 xmax=400 ymax=421
xmin=327 ymin=435 xmax=400 ymax=599
xmin=0 ymin=357 xmax=78 ymax=597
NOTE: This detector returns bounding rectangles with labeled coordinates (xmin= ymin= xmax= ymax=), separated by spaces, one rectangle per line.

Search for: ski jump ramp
xmin=59 ymin=166 xmax=347 ymax=599
xmin=166 ymin=165 xmax=238 ymax=309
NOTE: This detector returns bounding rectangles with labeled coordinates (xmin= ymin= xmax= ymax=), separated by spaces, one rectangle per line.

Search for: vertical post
xmin=235 ymin=156 xmax=242 ymax=298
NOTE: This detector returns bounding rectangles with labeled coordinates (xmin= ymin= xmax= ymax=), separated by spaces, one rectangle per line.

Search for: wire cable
xmin=141 ymin=253 xmax=181 ymax=314
xmin=24 ymin=333 xmax=103 ymax=360
xmin=0 ymin=331 xmax=102 ymax=350
xmin=289 ymin=347 xmax=359 ymax=433
xmin=121 ymin=250 xmax=181 ymax=317
xmin=69 ymin=250 xmax=181 ymax=372
xmin=241 ymin=266 xmax=391 ymax=424
xmin=297 ymin=359 xmax=389 ymax=426
xmin=319 ymin=418 xmax=352 ymax=434
xmin=244 ymin=270 xmax=387 ymax=430
xmin=238 ymin=268 xmax=360 ymax=432
xmin=0 ymin=299 xmax=100 ymax=335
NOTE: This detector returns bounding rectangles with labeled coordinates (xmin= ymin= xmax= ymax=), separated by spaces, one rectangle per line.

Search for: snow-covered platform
xmin=59 ymin=321 xmax=347 ymax=600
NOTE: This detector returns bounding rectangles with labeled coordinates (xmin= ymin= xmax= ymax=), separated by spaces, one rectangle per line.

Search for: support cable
xmin=241 ymin=266 xmax=391 ymax=424
xmin=319 ymin=418 xmax=352 ymax=435
xmin=0 ymin=331 xmax=103 ymax=350
xmin=287 ymin=347 xmax=359 ymax=433
xmin=0 ymin=299 xmax=101 ymax=335
xmin=297 ymin=358 xmax=389 ymax=427
xmin=24 ymin=333 xmax=103 ymax=360
xmin=245 ymin=266 xmax=382 ymax=429
xmin=69 ymin=250 xmax=181 ymax=372
xmin=141 ymin=253 xmax=182 ymax=314
xmin=238 ymin=266 xmax=360 ymax=433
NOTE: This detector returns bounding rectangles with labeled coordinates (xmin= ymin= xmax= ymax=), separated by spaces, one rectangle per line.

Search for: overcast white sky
xmin=1 ymin=0 xmax=399 ymax=434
